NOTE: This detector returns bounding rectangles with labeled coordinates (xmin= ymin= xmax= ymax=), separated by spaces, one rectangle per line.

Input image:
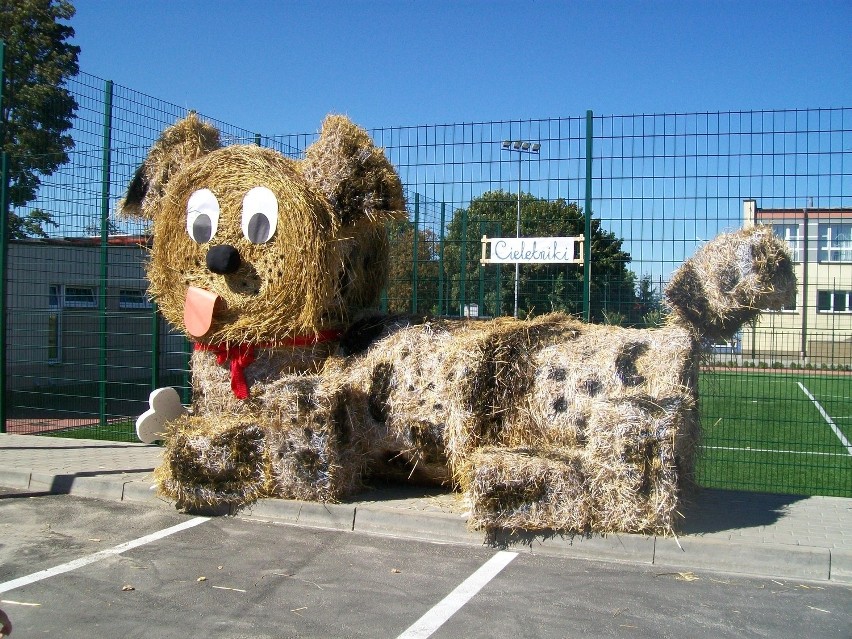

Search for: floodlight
xmin=502 ymin=140 xmax=510 ymax=149
xmin=521 ymin=142 xmax=531 ymax=150
xmin=513 ymin=141 xmax=522 ymax=150
xmin=531 ymin=143 xmax=541 ymax=152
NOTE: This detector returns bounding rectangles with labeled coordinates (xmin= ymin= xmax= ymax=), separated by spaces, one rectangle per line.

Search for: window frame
xmin=118 ymin=288 xmax=152 ymax=310
xmin=817 ymin=289 xmax=852 ymax=314
xmin=771 ymin=222 xmax=802 ymax=263
xmin=818 ymin=222 xmax=852 ymax=263
xmin=62 ymin=285 xmax=98 ymax=309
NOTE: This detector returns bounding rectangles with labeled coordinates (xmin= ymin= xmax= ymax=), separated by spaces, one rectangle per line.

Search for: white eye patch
xmin=186 ymin=189 xmax=220 ymax=243
xmin=242 ymin=186 xmax=278 ymax=244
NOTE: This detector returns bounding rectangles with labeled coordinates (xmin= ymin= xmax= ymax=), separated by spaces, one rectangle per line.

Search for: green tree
xmin=443 ymin=190 xmax=637 ymax=321
xmin=633 ymin=273 xmax=665 ymax=326
xmin=1 ymin=0 xmax=79 ymax=237
xmin=8 ymin=207 xmax=57 ymax=239
xmin=386 ymin=221 xmax=441 ymax=314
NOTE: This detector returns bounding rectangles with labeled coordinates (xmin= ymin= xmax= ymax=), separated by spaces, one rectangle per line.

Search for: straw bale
xmin=328 ymin=318 xmax=459 ymax=485
xmin=262 ymin=376 xmax=366 ymax=501
xmin=462 ymin=447 xmax=591 ymax=532
xmin=521 ymin=324 xmax=697 ymax=449
xmin=190 ymin=345 xmax=338 ymax=417
xmin=583 ymin=395 xmax=697 ymax=533
xmin=155 ymin=414 xmax=271 ymax=509
xmin=666 ymin=226 xmax=796 ymax=341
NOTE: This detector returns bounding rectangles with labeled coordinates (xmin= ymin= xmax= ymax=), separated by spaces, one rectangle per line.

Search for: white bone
xmin=136 ymin=387 xmax=187 ymax=444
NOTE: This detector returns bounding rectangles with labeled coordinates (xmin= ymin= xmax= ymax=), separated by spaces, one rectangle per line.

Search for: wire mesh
xmin=2 ymin=68 xmax=850 ymax=496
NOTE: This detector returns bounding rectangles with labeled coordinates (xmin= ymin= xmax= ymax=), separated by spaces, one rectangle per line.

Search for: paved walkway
xmin=1 ymin=433 xmax=850 ymax=584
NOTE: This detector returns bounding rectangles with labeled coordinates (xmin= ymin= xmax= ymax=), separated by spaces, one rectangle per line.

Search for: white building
xmin=742 ymin=200 xmax=852 ymax=365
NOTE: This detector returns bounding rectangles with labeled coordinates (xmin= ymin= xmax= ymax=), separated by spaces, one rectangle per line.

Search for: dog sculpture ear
xmin=300 ymin=114 xmax=407 ymax=227
xmin=119 ymin=112 xmax=222 ymax=220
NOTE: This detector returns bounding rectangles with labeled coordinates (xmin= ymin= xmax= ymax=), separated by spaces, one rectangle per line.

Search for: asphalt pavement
xmin=1 ymin=433 xmax=850 ymax=585
xmin=2 ymin=492 xmax=850 ymax=639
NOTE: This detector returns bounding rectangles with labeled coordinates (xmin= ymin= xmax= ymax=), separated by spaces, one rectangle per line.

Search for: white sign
xmin=480 ymin=235 xmax=584 ymax=264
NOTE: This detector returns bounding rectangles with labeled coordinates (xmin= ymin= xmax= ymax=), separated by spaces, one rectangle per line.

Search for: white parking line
xmin=797 ymin=382 xmax=852 ymax=457
xmin=704 ymin=445 xmax=849 ymax=458
xmin=396 ymin=551 xmax=518 ymax=639
xmin=0 ymin=517 xmax=209 ymax=594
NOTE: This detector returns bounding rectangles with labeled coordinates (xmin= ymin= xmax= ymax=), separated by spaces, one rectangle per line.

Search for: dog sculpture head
xmin=121 ymin=114 xmax=405 ymax=345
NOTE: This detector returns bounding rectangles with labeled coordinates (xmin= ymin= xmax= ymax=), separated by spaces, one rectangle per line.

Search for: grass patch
xmin=42 ymin=419 xmax=140 ymax=442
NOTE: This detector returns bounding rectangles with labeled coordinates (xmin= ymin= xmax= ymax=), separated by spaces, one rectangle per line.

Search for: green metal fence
xmin=1 ymin=65 xmax=850 ymax=497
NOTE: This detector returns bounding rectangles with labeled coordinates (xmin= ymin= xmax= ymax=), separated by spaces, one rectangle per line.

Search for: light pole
xmin=501 ymin=139 xmax=540 ymax=318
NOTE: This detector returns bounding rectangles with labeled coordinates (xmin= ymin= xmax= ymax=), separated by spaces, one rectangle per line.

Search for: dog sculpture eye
xmin=242 ymin=186 xmax=278 ymax=244
xmin=186 ymin=189 xmax=220 ymax=244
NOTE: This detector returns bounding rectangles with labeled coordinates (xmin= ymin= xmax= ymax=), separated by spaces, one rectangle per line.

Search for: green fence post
xmin=0 ymin=40 xmax=7 ymax=434
xmin=411 ymin=192 xmax=419 ymax=314
xmin=380 ymin=222 xmax=389 ymax=312
xmin=0 ymin=150 xmax=7 ymax=434
xmin=151 ymin=300 xmax=160 ymax=392
xmin=254 ymin=133 xmax=261 ymax=146
xmin=98 ymin=80 xmax=114 ymax=428
xmin=438 ymin=202 xmax=445 ymax=315
xmin=182 ymin=337 xmax=192 ymax=405
xmin=459 ymin=207 xmax=467 ymax=316
xmin=583 ymin=110 xmax=593 ymax=322
xmin=495 ymin=221 xmax=502 ymax=316
xmin=478 ymin=220 xmax=485 ymax=315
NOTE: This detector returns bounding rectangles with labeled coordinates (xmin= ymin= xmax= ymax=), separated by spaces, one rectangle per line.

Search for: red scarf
xmin=195 ymin=329 xmax=342 ymax=400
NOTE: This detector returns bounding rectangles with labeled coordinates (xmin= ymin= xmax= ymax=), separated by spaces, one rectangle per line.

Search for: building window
xmin=817 ymin=290 xmax=852 ymax=313
xmin=767 ymin=292 xmax=797 ymax=312
xmin=771 ymin=223 xmax=802 ymax=262
xmin=63 ymin=286 xmax=98 ymax=308
xmin=818 ymin=223 xmax=852 ymax=263
xmin=49 ymin=284 xmax=61 ymax=309
xmin=50 ymin=285 xmax=98 ymax=308
xmin=119 ymin=289 xmax=151 ymax=310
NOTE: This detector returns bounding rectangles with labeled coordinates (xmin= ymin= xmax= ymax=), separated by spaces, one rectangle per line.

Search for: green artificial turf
xmin=697 ymin=370 xmax=852 ymax=496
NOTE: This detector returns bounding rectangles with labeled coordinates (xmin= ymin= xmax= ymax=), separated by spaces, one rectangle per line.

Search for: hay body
xmin=155 ymin=314 xmax=699 ymax=532
xmin=317 ymin=314 xmax=698 ymax=534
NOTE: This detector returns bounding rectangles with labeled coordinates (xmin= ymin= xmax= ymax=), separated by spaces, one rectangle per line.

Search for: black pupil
xmin=192 ymin=214 xmax=212 ymax=243
xmin=247 ymin=214 xmax=270 ymax=243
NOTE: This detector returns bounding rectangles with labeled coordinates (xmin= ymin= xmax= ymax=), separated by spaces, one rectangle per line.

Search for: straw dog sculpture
xmin=123 ymin=114 xmax=795 ymax=534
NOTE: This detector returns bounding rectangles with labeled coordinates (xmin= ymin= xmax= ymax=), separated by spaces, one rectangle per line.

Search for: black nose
xmin=206 ymin=245 xmax=241 ymax=274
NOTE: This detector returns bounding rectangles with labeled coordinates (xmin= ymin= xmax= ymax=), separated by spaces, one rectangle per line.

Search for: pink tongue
xmin=184 ymin=287 xmax=222 ymax=338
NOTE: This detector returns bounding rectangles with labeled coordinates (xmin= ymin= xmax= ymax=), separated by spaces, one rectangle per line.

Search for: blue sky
xmin=71 ymin=0 xmax=852 ymax=135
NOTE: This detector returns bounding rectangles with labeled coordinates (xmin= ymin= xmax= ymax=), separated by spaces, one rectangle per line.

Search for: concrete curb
xmin=0 ymin=469 xmax=31 ymax=490
xmin=242 ymin=499 xmax=356 ymax=531
xmin=654 ymin=536 xmax=831 ymax=581
xmin=354 ymin=504 xmax=476 ymax=544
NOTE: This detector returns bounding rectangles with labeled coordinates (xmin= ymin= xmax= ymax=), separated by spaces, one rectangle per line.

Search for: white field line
xmin=704 ymin=446 xmax=849 ymax=458
xmin=0 ymin=517 xmax=209 ymax=594
xmin=797 ymin=382 xmax=852 ymax=457
xmin=396 ymin=551 xmax=518 ymax=639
